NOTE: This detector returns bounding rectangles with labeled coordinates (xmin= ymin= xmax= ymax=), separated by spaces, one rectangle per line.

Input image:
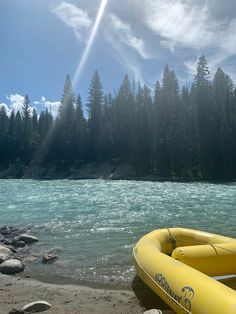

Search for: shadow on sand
xmin=131 ymin=275 xmax=172 ymax=311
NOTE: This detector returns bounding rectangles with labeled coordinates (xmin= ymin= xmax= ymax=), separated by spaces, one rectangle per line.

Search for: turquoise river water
xmin=0 ymin=179 xmax=236 ymax=287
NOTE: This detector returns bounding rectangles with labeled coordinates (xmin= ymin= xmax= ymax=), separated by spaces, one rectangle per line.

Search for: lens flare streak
xmin=72 ymin=0 xmax=108 ymax=86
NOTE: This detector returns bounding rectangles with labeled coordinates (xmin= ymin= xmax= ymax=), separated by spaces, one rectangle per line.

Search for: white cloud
xmin=9 ymin=94 xmax=25 ymax=113
xmin=44 ymin=101 xmax=61 ymax=119
xmin=1 ymin=94 xmax=61 ymax=119
xmin=52 ymin=1 xmax=92 ymax=41
xmin=144 ymin=0 xmax=216 ymax=51
xmin=222 ymin=19 xmax=236 ymax=55
xmin=144 ymin=0 xmax=236 ymax=56
xmin=105 ymin=29 xmax=144 ymax=84
xmin=139 ymin=0 xmax=236 ymax=78
xmin=109 ymin=14 xmax=152 ymax=59
xmin=34 ymin=96 xmax=61 ymax=119
xmin=0 ymin=94 xmax=36 ymax=116
xmin=160 ymin=40 xmax=176 ymax=54
xmin=104 ymin=14 xmax=154 ymax=84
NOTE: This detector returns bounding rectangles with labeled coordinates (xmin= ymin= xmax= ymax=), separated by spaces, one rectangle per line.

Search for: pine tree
xmin=213 ymin=67 xmax=235 ymax=177
xmin=37 ymin=108 xmax=53 ymax=164
xmin=152 ymin=80 xmax=161 ymax=173
xmin=193 ymin=56 xmax=214 ymax=177
xmin=21 ymin=95 xmax=33 ymax=163
xmin=31 ymin=108 xmax=39 ymax=153
xmin=13 ymin=111 xmax=24 ymax=163
xmin=87 ymin=70 xmax=103 ymax=160
xmin=154 ymin=65 xmax=181 ymax=177
xmin=0 ymin=106 xmax=9 ymax=164
xmin=114 ymin=75 xmax=134 ymax=160
xmin=55 ymin=74 xmax=75 ymax=163
xmin=72 ymin=93 xmax=85 ymax=162
xmin=100 ymin=93 xmax=115 ymax=160
xmin=22 ymin=95 xmax=32 ymax=133
xmin=134 ymin=84 xmax=152 ymax=174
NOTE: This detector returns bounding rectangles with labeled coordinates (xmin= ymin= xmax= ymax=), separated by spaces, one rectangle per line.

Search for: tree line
xmin=0 ymin=56 xmax=236 ymax=179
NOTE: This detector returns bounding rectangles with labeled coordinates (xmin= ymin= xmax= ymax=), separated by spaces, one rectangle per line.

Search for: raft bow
xmin=133 ymin=228 xmax=236 ymax=314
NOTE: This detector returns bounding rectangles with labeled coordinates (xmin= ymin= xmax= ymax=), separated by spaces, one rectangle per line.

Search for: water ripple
xmin=0 ymin=179 xmax=236 ymax=285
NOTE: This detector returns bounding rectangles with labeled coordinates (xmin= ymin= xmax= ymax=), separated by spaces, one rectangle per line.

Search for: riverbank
xmin=0 ymin=225 xmax=170 ymax=313
xmin=0 ymin=274 xmax=144 ymax=314
xmin=1 ymin=161 xmax=233 ymax=181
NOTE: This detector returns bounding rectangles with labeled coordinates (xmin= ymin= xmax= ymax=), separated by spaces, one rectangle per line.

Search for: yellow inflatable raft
xmin=133 ymin=228 xmax=236 ymax=314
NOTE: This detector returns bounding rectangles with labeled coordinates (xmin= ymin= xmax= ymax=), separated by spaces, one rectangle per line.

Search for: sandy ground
xmin=1 ymin=272 xmax=236 ymax=314
xmin=0 ymin=274 xmax=145 ymax=314
xmin=0 ymin=274 xmax=176 ymax=314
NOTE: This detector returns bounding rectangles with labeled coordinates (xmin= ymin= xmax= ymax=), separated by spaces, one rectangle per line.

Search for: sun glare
xmin=72 ymin=0 xmax=108 ymax=86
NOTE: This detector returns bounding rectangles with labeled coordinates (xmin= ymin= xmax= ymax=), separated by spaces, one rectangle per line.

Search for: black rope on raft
xmin=210 ymin=244 xmax=218 ymax=255
xmin=166 ymin=228 xmax=176 ymax=250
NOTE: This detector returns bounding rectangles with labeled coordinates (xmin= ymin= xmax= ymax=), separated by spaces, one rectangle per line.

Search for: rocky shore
xmin=0 ymin=225 xmax=142 ymax=313
xmin=0 ymin=225 xmax=174 ymax=314
xmin=0 ymin=226 xmax=57 ymax=276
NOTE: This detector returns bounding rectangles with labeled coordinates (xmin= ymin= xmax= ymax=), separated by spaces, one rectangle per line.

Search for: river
xmin=0 ymin=179 xmax=236 ymax=287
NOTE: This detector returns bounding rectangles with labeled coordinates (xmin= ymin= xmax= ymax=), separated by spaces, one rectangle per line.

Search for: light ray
xmin=72 ymin=0 xmax=108 ymax=86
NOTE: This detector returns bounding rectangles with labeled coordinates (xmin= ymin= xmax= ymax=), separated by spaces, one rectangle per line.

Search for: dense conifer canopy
xmin=1 ymin=57 xmax=236 ymax=179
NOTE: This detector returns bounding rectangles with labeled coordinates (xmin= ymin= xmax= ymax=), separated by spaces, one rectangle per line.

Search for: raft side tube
xmin=172 ymin=242 xmax=236 ymax=276
xmin=142 ymin=228 xmax=236 ymax=255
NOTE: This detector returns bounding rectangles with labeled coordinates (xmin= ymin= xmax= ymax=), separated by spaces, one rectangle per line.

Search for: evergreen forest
xmin=0 ymin=56 xmax=236 ymax=180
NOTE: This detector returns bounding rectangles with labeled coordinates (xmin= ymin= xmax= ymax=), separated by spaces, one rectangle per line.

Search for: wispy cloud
xmin=222 ymin=19 xmax=236 ymax=55
xmin=144 ymin=0 xmax=216 ymax=51
xmin=51 ymin=0 xmax=236 ymax=84
xmin=104 ymin=14 xmax=155 ymax=84
xmin=34 ymin=97 xmax=61 ymax=118
xmin=144 ymin=0 xmax=236 ymax=56
xmin=109 ymin=14 xmax=152 ymax=60
xmin=140 ymin=0 xmax=236 ymax=77
xmin=105 ymin=29 xmax=144 ymax=84
xmin=52 ymin=1 xmax=92 ymax=41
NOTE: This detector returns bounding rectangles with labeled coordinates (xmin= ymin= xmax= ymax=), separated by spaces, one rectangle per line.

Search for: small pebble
xmin=22 ymin=300 xmax=52 ymax=313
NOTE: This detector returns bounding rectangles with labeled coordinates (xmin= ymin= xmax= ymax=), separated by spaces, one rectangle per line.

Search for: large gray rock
xmin=0 ymin=245 xmax=11 ymax=255
xmin=0 ymin=226 xmax=17 ymax=236
xmin=0 ymin=237 xmax=11 ymax=245
xmin=8 ymin=246 xmax=17 ymax=253
xmin=22 ymin=301 xmax=51 ymax=313
xmin=17 ymin=234 xmax=38 ymax=244
xmin=0 ymin=252 xmax=10 ymax=264
xmin=11 ymin=238 xmax=26 ymax=248
xmin=0 ymin=258 xmax=25 ymax=274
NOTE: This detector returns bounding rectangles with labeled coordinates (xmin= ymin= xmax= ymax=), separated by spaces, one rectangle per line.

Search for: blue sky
xmin=1 ymin=0 xmax=236 ymax=115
